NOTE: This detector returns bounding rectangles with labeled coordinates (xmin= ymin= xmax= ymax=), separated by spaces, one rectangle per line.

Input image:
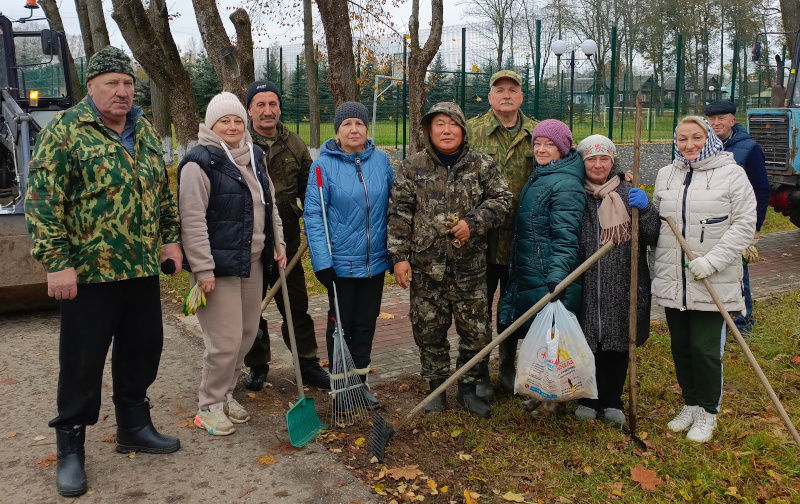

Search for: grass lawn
xmin=326 ymin=291 xmax=800 ymax=503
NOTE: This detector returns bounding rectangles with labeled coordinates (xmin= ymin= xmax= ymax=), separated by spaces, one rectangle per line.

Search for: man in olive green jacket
xmin=25 ymin=46 xmax=182 ymax=497
xmin=466 ymin=70 xmax=537 ymax=401
xmin=242 ymin=81 xmax=330 ymax=390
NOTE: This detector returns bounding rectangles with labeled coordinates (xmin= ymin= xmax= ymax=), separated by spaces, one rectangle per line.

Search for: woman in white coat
xmin=652 ymin=116 xmax=755 ymax=443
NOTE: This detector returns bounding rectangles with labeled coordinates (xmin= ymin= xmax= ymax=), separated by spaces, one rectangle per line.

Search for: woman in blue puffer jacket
xmin=304 ymin=102 xmax=394 ymax=410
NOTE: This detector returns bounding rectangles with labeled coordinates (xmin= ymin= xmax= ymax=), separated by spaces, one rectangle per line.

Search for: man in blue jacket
xmin=705 ymin=100 xmax=770 ymax=333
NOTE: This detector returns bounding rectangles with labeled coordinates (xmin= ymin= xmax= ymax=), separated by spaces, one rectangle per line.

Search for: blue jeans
xmin=733 ymin=263 xmax=754 ymax=332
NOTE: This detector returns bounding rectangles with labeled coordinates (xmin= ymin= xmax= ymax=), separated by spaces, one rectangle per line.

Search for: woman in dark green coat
xmin=498 ymin=119 xmax=587 ymax=416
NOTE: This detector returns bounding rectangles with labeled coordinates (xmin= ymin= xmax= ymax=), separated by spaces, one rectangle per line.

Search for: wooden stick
xmin=261 ymin=242 xmax=309 ymax=312
xmin=628 ymin=91 xmax=644 ymax=436
xmin=665 ymin=216 xmax=800 ymax=450
xmin=399 ymin=241 xmax=616 ymax=426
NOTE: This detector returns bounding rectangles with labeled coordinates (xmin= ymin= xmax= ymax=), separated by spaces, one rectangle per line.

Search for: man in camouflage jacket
xmin=25 ymin=46 xmax=181 ymax=497
xmin=388 ymin=102 xmax=511 ymax=419
xmin=241 ymin=81 xmax=330 ymax=391
xmin=466 ymin=70 xmax=537 ymax=399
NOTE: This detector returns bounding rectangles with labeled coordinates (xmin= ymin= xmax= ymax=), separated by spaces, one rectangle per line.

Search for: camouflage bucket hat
xmin=86 ymin=46 xmax=135 ymax=83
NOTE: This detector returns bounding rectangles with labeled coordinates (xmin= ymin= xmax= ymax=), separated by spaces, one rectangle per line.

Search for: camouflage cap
xmin=86 ymin=46 xmax=135 ymax=83
xmin=489 ymin=70 xmax=523 ymax=87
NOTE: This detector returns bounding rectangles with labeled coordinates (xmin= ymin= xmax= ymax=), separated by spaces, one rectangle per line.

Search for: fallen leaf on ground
xmin=378 ymin=313 xmax=395 ymax=319
xmin=355 ymin=437 xmax=365 ymax=446
xmin=128 ymin=452 xmax=136 ymax=459
xmin=177 ymin=419 xmax=197 ymax=429
xmin=791 ymin=355 xmax=800 ymax=364
xmin=0 ymin=378 xmax=19 ymax=385
xmin=238 ymin=487 xmax=254 ymax=498
xmin=6 ymin=432 xmax=16 ymax=438
xmin=387 ymin=465 xmax=421 ymax=480
xmin=502 ymin=491 xmax=525 ymax=502
xmin=370 ymin=455 xmax=379 ymax=463
xmin=101 ymin=434 xmax=116 ymax=443
xmin=451 ymin=428 xmax=463 ymax=438
xmin=440 ymin=486 xmax=448 ymax=493
xmin=36 ymin=453 xmax=57 ymax=468
xmin=459 ymin=453 xmax=473 ymax=461
xmin=257 ymin=455 xmax=277 ymax=466
xmin=274 ymin=490 xmax=289 ymax=497
xmin=247 ymin=393 xmax=256 ymax=398
xmin=630 ymin=464 xmax=662 ymax=490
xmin=269 ymin=442 xmax=302 ymax=456
xmin=334 ymin=481 xmax=347 ymax=487
xmin=34 ymin=435 xmax=46 ymax=441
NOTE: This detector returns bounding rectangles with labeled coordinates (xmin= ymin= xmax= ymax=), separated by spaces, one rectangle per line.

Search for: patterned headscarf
xmin=673 ymin=117 xmax=724 ymax=164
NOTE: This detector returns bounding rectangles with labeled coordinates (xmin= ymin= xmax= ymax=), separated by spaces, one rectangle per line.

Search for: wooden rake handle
xmin=665 ymin=216 xmax=800 ymax=450
xmin=400 ymin=241 xmax=616 ymax=427
xmin=261 ymin=242 xmax=309 ymax=312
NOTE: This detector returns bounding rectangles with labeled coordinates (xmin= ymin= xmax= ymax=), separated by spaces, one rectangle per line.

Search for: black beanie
xmin=334 ymin=102 xmax=369 ymax=133
xmin=246 ymin=81 xmax=282 ymax=109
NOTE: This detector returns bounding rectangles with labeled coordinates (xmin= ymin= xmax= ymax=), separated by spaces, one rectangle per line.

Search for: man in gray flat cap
xmin=704 ymin=100 xmax=769 ymax=333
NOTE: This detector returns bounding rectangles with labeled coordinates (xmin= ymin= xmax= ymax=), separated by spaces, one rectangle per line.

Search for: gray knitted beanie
xmin=334 ymin=102 xmax=369 ymax=133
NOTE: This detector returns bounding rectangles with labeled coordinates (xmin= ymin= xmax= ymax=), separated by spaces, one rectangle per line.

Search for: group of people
xmin=23 ymin=46 xmax=767 ymax=498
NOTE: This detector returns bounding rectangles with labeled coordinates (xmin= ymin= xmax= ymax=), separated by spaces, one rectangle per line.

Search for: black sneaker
xmin=244 ymin=364 xmax=269 ymax=392
xmin=300 ymin=362 xmax=331 ymax=389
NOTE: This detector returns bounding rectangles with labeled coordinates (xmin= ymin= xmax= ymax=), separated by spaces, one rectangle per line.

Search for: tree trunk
xmin=780 ymin=0 xmax=800 ymax=59
xmin=85 ymin=0 xmax=110 ymax=50
xmin=408 ymin=0 xmax=444 ymax=154
xmin=111 ymin=0 xmax=199 ymax=158
xmin=303 ymin=0 xmax=320 ymax=152
xmin=73 ymin=0 xmax=94 ymax=61
xmin=191 ymin=0 xmax=254 ymax=103
xmin=148 ymin=1 xmax=173 ymax=165
xmin=316 ymin=0 xmax=358 ymax=105
xmin=38 ymin=0 xmax=85 ymax=103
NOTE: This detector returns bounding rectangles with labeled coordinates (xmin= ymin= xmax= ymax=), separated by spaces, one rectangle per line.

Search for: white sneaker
xmin=667 ymin=405 xmax=699 ymax=432
xmin=603 ymin=408 xmax=626 ymax=425
xmin=574 ymin=405 xmax=597 ymax=420
xmin=195 ymin=402 xmax=236 ymax=436
xmin=686 ymin=409 xmax=717 ymax=443
xmin=225 ymin=393 xmax=251 ymax=424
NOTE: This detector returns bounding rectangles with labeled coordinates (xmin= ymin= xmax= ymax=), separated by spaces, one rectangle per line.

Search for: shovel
xmin=270 ymin=205 xmax=325 ymax=447
xmin=665 ymin=216 xmax=800 ymax=450
xmin=369 ymin=241 xmax=616 ymax=462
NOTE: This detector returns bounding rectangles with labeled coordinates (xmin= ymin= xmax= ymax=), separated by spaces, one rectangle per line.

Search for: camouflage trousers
xmin=409 ymin=269 xmax=490 ymax=384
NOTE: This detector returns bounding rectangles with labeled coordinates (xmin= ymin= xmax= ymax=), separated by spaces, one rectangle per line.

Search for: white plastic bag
xmin=514 ymin=300 xmax=597 ymax=402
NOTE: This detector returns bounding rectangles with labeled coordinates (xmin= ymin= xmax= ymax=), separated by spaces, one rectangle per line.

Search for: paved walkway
xmin=182 ymin=229 xmax=800 ymax=386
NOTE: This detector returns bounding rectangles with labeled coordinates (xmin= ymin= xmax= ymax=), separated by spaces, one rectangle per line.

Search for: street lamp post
xmin=552 ymin=39 xmax=597 ymax=131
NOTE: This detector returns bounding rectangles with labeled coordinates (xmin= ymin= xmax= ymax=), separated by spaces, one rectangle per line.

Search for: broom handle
xmin=261 ymin=242 xmax=309 ymax=312
xmin=665 ymin=217 xmax=800 ymax=450
xmin=271 ymin=197 xmax=306 ymax=399
xmin=400 ymin=241 xmax=616 ymax=426
xmin=628 ymin=91 xmax=643 ymax=435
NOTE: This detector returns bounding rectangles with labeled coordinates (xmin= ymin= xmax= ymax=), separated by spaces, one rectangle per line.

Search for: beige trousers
xmin=194 ymin=260 xmax=263 ymax=409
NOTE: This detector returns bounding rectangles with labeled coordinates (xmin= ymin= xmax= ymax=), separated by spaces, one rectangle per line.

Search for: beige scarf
xmin=584 ymin=176 xmax=632 ymax=245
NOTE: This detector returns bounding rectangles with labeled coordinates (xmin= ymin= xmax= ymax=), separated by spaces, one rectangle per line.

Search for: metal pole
xmin=534 ymin=20 xmax=541 ymax=119
xmin=718 ymin=12 xmax=724 ymax=101
xmin=569 ymin=50 xmax=575 ymax=131
xmin=395 ymin=77 xmax=399 ymax=149
xmin=279 ymin=47 xmax=284 ymax=97
xmin=403 ymin=41 xmax=407 ymax=159
xmin=372 ymin=75 xmax=379 ymax=141
xmin=621 ymin=71 xmax=627 ymax=141
xmin=296 ymin=54 xmax=300 ymax=134
xmin=608 ymin=26 xmax=617 ymax=141
xmin=559 ymin=65 xmax=564 ymax=121
xmin=461 ymin=27 xmax=466 ymax=111
xmin=525 ymin=64 xmax=531 ymax=117
xmin=590 ymin=67 xmax=596 ymax=134
xmin=731 ymin=39 xmax=739 ymax=107
xmin=672 ymin=33 xmax=683 ymax=161
xmin=649 ymin=73 xmax=654 ymax=142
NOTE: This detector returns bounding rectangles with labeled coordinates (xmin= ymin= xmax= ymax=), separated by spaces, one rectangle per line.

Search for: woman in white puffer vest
xmin=652 ymin=116 xmax=756 ymax=443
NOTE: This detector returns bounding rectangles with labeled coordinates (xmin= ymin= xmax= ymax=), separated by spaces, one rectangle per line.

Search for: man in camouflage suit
xmin=388 ymin=102 xmax=511 ymax=418
xmin=466 ymin=70 xmax=537 ymax=400
xmin=25 ymin=47 xmax=182 ymax=497
xmin=242 ymin=81 xmax=330 ymax=391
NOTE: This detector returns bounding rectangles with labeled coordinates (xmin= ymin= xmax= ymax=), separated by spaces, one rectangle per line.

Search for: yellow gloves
xmin=183 ymin=283 xmax=207 ymax=316
xmin=743 ymin=238 xmax=760 ymax=264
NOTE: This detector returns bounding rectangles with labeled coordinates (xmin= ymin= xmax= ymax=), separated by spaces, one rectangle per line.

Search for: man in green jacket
xmin=25 ymin=46 xmax=182 ymax=497
xmin=466 ymin=70 xmax=537 ymax=400
xmin=242 ymin=81 xmax=330 ymax=390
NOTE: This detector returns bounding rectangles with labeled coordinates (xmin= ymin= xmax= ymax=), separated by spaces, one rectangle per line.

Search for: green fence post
xmin=279 ymin=47 xmax=283 ymax=97
xmin=672 ymin=33 xmax=683 ymax=161
xmin=731 ymin=39 xmax=738 ymax=106
xmin=590 ymin=68 xmax=596 ymax=134
xmin=296 ymin=55 xmax=300 ymax=134
xmin=534 ymin=20 xmax=541 ymax=119
xmin=461 ymin=27 xmax=466 ymax=112
xmin=403 ymin=40 xmax=407 ymax=159
xmin=608 ymin=26 xmax=617 ymax=141
xmin=395 ymin=76 xmax=399 ymax=149
xmin=621 ymin=72 xmax=626 ymax=141
xmin=649 ymin=73 xmax=654 ymax=142
xmin=525 ymin=65 xmax=531 ymax=118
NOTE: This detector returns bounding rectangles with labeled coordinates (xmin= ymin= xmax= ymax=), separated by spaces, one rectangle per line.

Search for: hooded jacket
xmin=387 ymin=102 xmax=512 ymax=281
xmin=303 ymin=138 xmax=393 ymax=278
xmin=651 ymin=150 xmax=756 ymax=313
xmin=498 ymin=148 xmax=586 ymax=330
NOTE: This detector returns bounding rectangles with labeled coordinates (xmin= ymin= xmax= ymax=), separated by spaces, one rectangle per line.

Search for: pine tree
xmin=426 ymin=53 xmax=453 ymax=110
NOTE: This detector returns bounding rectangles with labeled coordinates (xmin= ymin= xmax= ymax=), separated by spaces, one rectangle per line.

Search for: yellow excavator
xmin=0 ymin=4 xmax=73 ymax=312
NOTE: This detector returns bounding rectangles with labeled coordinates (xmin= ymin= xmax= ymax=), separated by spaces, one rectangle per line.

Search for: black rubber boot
xmin=244 ymin=364 xmax=270 ymax=392
xmin=115 ymin=402 xmax=180 ymax=454
xmin=55 ymin=426 xmax=88 ymax=497
xmin=476 ymin=371 xmax=496 ymax=404
xmin=497 ymin=338 xmax=517 ymax=395
xmin=359 ymin=376 xmax=380 ymax=410
xmin=457 ymin=382 xmax=491 ymax=419
xmin=424 ymin=379 xmax=446 ymax=413
xmin=300 ymin=361 xmax=331 ymax=390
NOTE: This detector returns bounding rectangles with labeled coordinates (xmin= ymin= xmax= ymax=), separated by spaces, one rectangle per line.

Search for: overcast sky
xmin=3 ymin=0 xmax=467 ymax=53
